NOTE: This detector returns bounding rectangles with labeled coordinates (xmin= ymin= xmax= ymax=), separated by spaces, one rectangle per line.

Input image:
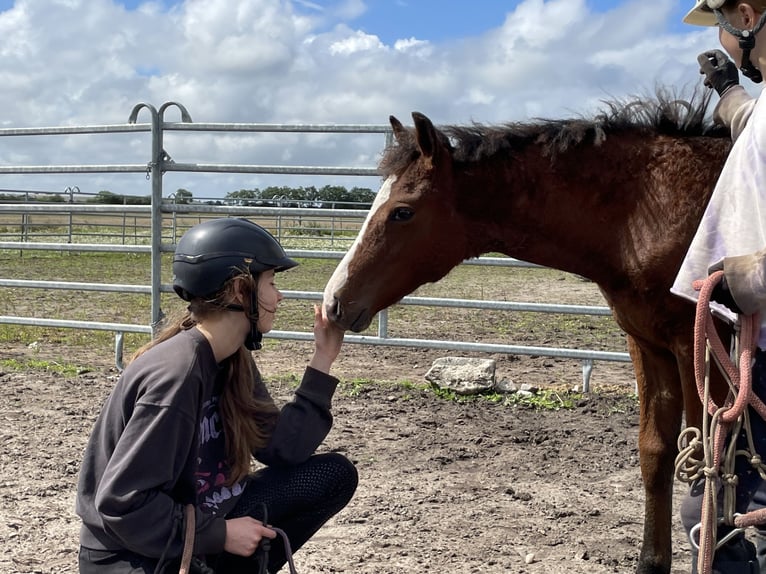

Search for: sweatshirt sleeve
xmin=254 ymin=366 xmax=339 ymax=467
xmin=93 ymin=403 xmax=226 ymax=557
xmin=714 ymin=85 xmax=757 ymax=142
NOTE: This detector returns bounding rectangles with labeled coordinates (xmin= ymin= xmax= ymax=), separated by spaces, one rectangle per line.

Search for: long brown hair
xmin=132 ymin=273 xmax=278 ymax=485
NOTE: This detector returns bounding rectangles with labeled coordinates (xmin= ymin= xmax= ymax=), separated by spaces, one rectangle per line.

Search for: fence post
xmin=129 ymin=102 xmax=192 ymax=336
xmin=66 ymin=186 xmax=79 ymax=243
xmin=129 ymin=103 xmax=164 ymax=336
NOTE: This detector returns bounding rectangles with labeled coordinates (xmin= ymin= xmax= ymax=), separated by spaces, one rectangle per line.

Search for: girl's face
xmin=256 ymin=269 xmax=283 ymax=334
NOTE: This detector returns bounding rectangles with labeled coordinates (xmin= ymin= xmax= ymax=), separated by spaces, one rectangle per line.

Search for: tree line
xmin=0 ymin=184 xmax=376 ymax=208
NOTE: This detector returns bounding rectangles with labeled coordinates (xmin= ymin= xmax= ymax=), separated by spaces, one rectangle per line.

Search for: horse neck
xmin=453 ymin=134 xmax=725 ymax=289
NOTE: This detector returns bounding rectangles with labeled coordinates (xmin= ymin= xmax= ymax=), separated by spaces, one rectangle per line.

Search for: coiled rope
xmin=674 ymin=270 xmax=764 ymax=574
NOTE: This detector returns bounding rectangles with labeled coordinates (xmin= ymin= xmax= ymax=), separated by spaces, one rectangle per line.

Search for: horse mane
xmin=380 ymin=88 xmax=731 ymax=174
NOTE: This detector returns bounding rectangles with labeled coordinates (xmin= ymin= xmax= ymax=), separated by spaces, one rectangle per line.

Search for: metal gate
xmin=0 ymin=101 xmax=630 ymax=390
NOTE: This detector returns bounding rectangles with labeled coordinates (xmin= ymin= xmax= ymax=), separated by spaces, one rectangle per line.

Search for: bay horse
xmin=322 ymin=90 xmax=733 ymax=574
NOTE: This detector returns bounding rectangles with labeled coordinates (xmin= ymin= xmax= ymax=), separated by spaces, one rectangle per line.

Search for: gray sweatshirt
xmin=76 ymin=327 xmax=339 ymax=559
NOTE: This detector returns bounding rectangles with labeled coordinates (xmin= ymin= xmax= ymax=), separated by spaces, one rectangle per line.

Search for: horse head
xmin=323 ymin=112 xmax=470 ymax=332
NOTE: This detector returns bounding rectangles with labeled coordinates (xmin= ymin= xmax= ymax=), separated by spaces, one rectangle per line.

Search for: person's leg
xmin=78 ymin=547 xmax=156 ymax=574
xmin=212 ymin=452 xmax=358 ymax=573
xmin=745 ymin=350 xmax=766 ymax=573
xmin=748 ymin=482 xmax=766 ymax=572
xmin=678 ymin=351 xmax=766 ymax=573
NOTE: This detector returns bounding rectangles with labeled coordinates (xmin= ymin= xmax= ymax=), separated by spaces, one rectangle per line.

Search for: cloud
xmin=0 ymin=0 xmax=726 ymax=198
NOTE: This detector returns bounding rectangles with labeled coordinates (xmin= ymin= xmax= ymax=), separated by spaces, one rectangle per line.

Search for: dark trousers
xmin=680 ymin=350 xmax=766 ymax=573
xmin=79 ymin=452 xmax=358 ymax=574
xmin=209 ymin=452 xmax=358 ymax=573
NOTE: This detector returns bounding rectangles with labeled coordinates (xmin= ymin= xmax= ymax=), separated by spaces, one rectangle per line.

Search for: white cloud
xmin=0 ymin=0 xmax=733 ymax=198
xmin=329 ymin=30 xmax=386 ymax=55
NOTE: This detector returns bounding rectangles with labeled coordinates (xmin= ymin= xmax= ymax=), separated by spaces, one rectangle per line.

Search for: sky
xmin=0 ymin=0 xmax=748 ymax=200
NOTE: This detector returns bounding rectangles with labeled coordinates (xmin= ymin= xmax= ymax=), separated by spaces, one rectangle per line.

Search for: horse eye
xmin=389 ymin=207 xmax=414 ymax=222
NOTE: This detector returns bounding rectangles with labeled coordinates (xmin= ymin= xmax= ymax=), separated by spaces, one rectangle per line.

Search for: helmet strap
xmin=715 ymin=8 xmax=766 ymax=83
xmin=222 ymin=285 xmax=263 ymax=351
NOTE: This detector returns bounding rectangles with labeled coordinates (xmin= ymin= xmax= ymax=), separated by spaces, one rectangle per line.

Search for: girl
xmin=76 ymin=217 xmax=358 ymax=573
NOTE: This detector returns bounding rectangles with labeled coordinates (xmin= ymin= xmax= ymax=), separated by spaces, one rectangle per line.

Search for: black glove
xmin=698 ymin=49 xmax=740 ymax=96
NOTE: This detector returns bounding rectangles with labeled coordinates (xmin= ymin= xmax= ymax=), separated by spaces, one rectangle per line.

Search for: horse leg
xmin=629 ymin=336 xmax=685 ymax=574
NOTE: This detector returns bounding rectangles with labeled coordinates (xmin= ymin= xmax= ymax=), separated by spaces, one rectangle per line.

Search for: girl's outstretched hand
xmin=309 ymin=304 xmax=345 ymax=374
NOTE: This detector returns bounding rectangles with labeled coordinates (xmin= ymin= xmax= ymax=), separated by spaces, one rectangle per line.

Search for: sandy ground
xmin=0 ymin=338 xmax=698 ymax=574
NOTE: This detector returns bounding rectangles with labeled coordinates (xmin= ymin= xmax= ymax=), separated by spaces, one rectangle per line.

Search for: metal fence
xmin=0 ymin=101 xmax=631 ymax=391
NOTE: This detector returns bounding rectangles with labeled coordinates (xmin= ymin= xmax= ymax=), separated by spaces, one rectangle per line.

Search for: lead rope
xmin=179 ymin=502 xmax=298 ymax=574
xmin=256 ymin=503 xmax=299 ymax=574
xmin=179 ymin=504 xmax=195 ymax=574
xmin=674 ymin=270 xmax=763 ymax=574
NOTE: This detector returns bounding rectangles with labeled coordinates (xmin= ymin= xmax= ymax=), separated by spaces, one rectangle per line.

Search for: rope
xmin=178 ymin=502 xmax=298 ymax=574
xmin=179 ymin=504 xmax=195 ymax=574
xmin=272 ymin=527 xmax=298 ymax=574
xmin=674 ymin=271 xmax=762 ymax=574
xmin=255 ymin=502 xmax=299 ymax=574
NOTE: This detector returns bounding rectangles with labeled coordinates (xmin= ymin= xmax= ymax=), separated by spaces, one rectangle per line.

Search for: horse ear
xmin=411 ymin=112 xmax=440 ymax=160
xmin=390 ymin=115 xmax=408 ymax=144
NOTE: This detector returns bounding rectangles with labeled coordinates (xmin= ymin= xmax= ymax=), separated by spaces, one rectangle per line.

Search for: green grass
xmin=0 ymin=233 xmax=627 ymax=373
xmin=412 ymin=380 xmax=581 ymax=409
xmin=0 ymin=357 xmax=84 ymax=377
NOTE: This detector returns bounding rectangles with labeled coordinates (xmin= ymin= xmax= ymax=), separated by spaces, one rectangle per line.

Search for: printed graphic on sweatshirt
xmin=195 ymin=394 xmax=244 ymax=512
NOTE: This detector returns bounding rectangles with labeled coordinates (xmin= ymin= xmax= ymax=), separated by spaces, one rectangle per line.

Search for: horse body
xmin=323 ymin=94 xmax=732 ymax=573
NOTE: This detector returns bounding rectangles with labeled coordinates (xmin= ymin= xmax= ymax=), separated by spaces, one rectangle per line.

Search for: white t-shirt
xmin=671 ymin=87 xmax=766 ymax=349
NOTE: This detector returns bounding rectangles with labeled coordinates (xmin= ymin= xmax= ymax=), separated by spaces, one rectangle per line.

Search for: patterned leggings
xmin=208 ymin=452 xmax=358 ymax=574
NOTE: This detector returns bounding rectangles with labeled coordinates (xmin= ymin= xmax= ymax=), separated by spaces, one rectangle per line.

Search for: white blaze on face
xmin=322 ymin=175 xmax=396 ymax=308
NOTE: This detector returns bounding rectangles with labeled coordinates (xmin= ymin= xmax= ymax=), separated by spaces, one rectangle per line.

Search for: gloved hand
xmin=708 ymin=248 xmax=766 ymax=316
xmin=698 ymin=49 xmax=740 ymax=97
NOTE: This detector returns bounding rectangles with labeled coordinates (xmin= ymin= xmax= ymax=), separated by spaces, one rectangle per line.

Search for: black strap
xmin=714 ymin=9 xmax=766 ymax=83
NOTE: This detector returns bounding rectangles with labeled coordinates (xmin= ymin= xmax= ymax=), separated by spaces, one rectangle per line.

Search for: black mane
xmin=380 ymin=88 xmax=730 ymax=175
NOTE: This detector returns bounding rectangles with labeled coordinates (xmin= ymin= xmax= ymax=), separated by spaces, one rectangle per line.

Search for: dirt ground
xmin=0 ymin=336 xmax=700 ymax=574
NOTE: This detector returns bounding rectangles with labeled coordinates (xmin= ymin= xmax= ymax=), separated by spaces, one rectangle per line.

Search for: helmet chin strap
xmin=223 ymin=289 xmax=263 ymax=351
xmin=714 ymin=8 xmax=766 ymax=83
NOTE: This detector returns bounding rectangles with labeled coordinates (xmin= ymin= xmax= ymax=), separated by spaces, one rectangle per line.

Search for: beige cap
xmin=683 ymin=0 xmax=724 ymax=26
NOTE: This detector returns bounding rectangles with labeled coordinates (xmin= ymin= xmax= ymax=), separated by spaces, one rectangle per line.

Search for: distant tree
xmin=225 ymin=189 xmax=261 ymax=206
xmin=317 ymin=185 xmax=375 ymax=208
xmin=348 ymin=186 xmax=375 ymax=205
xmin=124 ymin=195 xmax=151 ymax=205
xmin=90 ymin=190 xmax=123 ymax=204
xmin=174 ymin=188 xmax=193 ymax=204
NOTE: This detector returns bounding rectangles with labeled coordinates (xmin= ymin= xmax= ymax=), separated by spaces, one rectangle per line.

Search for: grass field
xmin=0 ymin=214 xmax=628 ymax=372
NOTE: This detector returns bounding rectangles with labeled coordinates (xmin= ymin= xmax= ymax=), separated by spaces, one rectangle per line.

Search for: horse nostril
xmin=329 ymin=297 xmax=342 ymax=321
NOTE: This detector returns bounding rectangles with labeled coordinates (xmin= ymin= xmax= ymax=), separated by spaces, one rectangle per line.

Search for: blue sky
xmin=110 ymin=0 xmax=693 ymax=42
xmin=0 ymin=0 xmax=733 ymax=198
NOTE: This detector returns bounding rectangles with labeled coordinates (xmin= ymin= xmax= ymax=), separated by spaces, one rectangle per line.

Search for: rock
xmin=424 ymin=357 xmax=496 ymax=396
xmin=494 ymin=378 xmax=518 ymax=393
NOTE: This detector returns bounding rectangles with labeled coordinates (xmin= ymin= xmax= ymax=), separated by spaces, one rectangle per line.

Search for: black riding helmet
xmin=172 ymin=218 xmax=297 ymax=350
xmin=172 ymin=217 xmax=297 ymax=301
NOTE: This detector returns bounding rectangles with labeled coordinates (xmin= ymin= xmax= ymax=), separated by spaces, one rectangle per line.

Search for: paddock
xmin=0 ymin=102 xmax=631 ymax=389
xmin=0 ymin=103 xmax=684 ymax=573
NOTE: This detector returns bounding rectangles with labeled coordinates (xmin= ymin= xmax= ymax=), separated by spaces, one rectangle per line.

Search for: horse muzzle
xmin=324 ymin=296 xmax=373 ymax=333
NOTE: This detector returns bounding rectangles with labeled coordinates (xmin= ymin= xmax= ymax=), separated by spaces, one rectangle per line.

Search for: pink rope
xmin=691 ymin=272 xmax=761 ymax=574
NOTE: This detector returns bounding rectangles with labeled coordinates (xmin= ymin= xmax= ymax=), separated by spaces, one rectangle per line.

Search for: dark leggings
xmin=79 ymin=452 xmax=357 ymax=574
xmin=209 ymin=452 xmax=358 ymax=574
xmin=680 ymin=350 xmax=766 ymax=573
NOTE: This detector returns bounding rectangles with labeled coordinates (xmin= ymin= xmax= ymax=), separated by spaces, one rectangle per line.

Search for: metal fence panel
xmin=0 ymin=102 xmax=630 ymax=391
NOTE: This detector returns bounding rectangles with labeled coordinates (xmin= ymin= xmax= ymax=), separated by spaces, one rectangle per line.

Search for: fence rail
xmin=0 ymin=102 xmax=631 ymax=391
